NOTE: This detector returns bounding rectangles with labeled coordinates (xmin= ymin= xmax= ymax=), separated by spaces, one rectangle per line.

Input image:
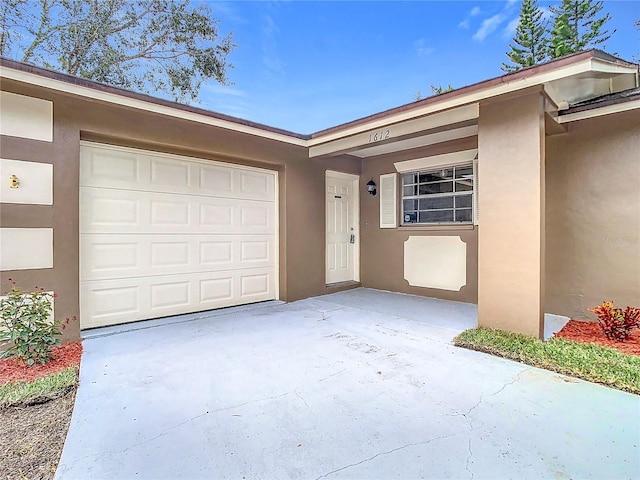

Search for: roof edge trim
xmin=0 ymin=59 xmax=309 ymax=146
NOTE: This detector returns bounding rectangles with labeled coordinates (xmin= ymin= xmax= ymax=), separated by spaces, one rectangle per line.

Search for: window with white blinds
xmin=401 ymin=163 xmax=474 ymax=225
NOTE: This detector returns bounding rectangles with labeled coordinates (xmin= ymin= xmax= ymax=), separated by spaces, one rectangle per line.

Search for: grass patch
xmin=454 ymin=327 xmax=640 ymax=394
xmin=0 ymin=367 xmax=78 ymax=408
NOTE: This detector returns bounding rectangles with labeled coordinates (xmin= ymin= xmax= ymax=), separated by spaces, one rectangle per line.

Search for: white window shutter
xmin=379 ymin=173 xmax=397 ymax=228
xmin=473 ymin=158 xmax=479 ymax=225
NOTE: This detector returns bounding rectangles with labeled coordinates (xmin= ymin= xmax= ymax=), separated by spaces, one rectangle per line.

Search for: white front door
xmin=326 ymin=172 xmax=359 ymax=284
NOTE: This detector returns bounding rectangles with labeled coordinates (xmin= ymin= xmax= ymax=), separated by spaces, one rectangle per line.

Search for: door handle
xmin=350 ymin=234 xmax=355 ymax=244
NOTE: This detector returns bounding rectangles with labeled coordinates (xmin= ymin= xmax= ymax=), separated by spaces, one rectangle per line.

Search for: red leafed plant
xmin=588 ymin=301 xmax=640 ymax=342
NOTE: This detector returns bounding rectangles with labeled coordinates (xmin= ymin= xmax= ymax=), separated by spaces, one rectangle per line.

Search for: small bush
xmin=589 ymin=301 xmax=640 ymax=342
xmin=0 ymin=281 xmax=66 ymax=365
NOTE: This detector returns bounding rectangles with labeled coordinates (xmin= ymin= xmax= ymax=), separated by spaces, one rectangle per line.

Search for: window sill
xmin=399 ymin=224 xmax=476 ymax=231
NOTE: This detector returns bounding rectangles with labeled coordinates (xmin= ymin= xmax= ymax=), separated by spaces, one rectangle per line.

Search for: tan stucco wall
xmin=2 ymin=76 xmax=638 ymax=343
xmin=477 ymin=90 xmax=546 ymax=338
xmin=1 ymin=111 xmax=79 ymax=341
xmin=358 ymin=137 xmax=479 ymax=303
xmin=546 ymin=109 xmax=640 ymax=318
xmin=0 ymin=80 xmax=360 ymax=341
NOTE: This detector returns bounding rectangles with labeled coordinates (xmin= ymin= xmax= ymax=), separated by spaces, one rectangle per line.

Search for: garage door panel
xmin=82 ymin=241 xmax=140 ymax=276
xmin=82 ymin=188 xmax=275 ymax=234
xmin=241 ymin=273 xmax=270 ymax=297
xmin=81 ymin=234 xmax=276 ymax=281
xmin=81 ymin=146 xmax=142 ymax=183
xmin=81 ymin=283 xmax=143 ymax=328
xmin=81 ymin=143 xmax=275 ymax=202
xmin=199 ymin=164 xmax=234 ymax=193
xmin=200 ymin=277 xmax=233 ymax=303
xmin=199 ymin=239 xmax=233 ymax=265
xmin=150 ymin=199 xmax=191 ymax=227
xmin=150 ymin=241 xmax=190 ymax=268
xmin=80 ymin=143 xmax=278 ymax=329
xmin=81 ymin=268 xmax=276 ymax=329
xmin=150 ymin=280 xmax=191 ymax=310
xmin=150 ymin=157 xmax=191 ymax=188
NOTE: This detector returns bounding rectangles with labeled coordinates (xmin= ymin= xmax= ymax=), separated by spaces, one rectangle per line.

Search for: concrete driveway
xmin=56 ymin=288 xmax=640 ymax=479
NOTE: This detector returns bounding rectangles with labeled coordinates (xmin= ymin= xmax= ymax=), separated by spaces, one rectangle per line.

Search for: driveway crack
xmin=295 ymin=389 xmax=322 ymax=440
xmin=63 ymin=391 xmax=293 ymax=466
xmin=449 ymin=368 xmax=531 ymax=479
xmin=313 ymin=433 xmax=457 ymax=480
xmin=318 ymin=368 xmax=347 ymax=383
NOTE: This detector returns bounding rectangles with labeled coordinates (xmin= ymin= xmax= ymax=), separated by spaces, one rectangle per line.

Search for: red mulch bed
xmin=554 ymin=320 xmax=640 ymax=357
xmin=0 ymin=343 xmax=82 ymax=385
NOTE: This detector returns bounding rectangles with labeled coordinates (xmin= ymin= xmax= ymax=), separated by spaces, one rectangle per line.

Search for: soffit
xmin=544 ymin=59 xmax=638 ymax=108
xmin=308 ymin=55 xmax=638 ymax=158
xmin=1 ymin=52 xmax=637 ymax=152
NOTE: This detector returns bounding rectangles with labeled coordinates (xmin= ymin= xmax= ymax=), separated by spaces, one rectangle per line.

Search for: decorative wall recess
xmin=0 ymin=158 xmax=53 ymax=204
xmin=0 ymin=91 xmax=53 ymax=142
xmin=0 ymin=228 xmax=54 ymax=271
xmin=404 ymin=236 xmax=467 ymax=291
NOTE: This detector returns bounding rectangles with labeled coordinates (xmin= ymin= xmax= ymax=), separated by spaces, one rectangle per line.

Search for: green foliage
xmin=430 ymin=84 xmax=454 ymax=95
xmin=0 ymin=0 xmax=27 ymax=58
xmin=589 ymin=301 xmax=640 ymax=341
xmin=0 ymin=0 xmax=234 ymax=102
xmin=502 ymin=0 xmax=549 ymax=72
xmin=454 ymin=326 xmax=640 ymax=394
xmin=413 ymin=85 xmax=453 ymax=101
xmin=0 ymin=282 xmax=62 ymax=365
xmin=0 ymin=367 xmax=78 ymax=408
xmin=548 ymin=0 xmax=615 ymax=58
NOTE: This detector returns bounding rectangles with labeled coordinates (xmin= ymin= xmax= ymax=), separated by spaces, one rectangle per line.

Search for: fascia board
xmin=309 ymin=104 xmax=479 ymax=158
xmin=558 ymin=98 xmax=640 ymax=123
xmin=0 ymin=67 xmax=308 ymax=147
xmin=589 ymin=58 xmax=640 ymax=75
xmin=308 ymin=59 xmax=599 ymax=147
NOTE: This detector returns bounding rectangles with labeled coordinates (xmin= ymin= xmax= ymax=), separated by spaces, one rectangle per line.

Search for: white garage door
xmin=79 ymin=142 xmax=278 ymax=329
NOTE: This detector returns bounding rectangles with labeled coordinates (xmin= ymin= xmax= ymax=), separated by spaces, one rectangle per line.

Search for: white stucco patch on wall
xmin=0 ymin=228 xmax=53 ymax=271
xmin=404 ymin=236 xmax=466 ymax=291
xmin=0 ymin=158 xmax=53 ymax=204
xmin=0 ymin=91 xmax=53 ymax=142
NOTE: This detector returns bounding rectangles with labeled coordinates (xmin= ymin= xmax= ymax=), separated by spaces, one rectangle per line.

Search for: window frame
xmin=401 ymin=162 xmax=474 ymax=226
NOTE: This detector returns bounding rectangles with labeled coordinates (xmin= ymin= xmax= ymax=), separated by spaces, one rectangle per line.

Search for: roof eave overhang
xmin=2 ymin=51 xmax=637 ymax=155
xmin=308 ymin=55 xmax=638 ymax=158
xmin=0 ymin=62 xmax=309 ymax=147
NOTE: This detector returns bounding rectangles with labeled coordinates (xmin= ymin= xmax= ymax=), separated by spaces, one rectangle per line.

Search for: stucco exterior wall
xmin=359 ymin=136 xmax=479 ymax=303
xmin=0 ymin=80 xmax=360 ymax=341
xmin=546 ymin=109 xmax=640 ymax=318
xmin=477 ymin=90 xmax=546 ymax=338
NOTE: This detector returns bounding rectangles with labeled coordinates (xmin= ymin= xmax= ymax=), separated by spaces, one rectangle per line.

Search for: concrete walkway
xmin=56 ymin=288 xmax=640 ymax=479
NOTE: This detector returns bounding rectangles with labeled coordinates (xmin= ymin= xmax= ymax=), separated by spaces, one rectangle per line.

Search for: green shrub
xmin=0 ymin=281 xmax=62 ymax=365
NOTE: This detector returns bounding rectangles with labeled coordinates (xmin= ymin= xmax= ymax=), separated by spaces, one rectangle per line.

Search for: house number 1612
xmin=368 ymin=129 xmax=390 ymax=143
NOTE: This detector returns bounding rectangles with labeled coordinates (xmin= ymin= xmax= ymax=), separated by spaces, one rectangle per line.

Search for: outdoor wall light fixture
xmin=366 ymin=179 xmax=377 ymax=196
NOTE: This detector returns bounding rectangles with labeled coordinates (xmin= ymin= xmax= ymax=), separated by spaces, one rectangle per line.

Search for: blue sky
xmin=200 ymin=1 xmax=640 ymax=133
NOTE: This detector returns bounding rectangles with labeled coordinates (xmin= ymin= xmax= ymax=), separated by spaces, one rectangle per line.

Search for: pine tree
xmin=502 ymin=0 xmax=549 ymax=72
xmin=548 ymin=0 xmax=615 ymax=58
